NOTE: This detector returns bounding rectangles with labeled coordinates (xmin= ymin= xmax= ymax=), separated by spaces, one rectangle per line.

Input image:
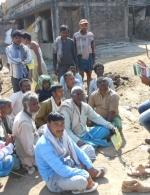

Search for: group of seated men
xmin=0 ymin=62 xmax=122 ymax=193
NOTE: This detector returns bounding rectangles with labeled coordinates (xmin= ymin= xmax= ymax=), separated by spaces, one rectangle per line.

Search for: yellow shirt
xmin=88 ymin=89 xmax=119 ymax=119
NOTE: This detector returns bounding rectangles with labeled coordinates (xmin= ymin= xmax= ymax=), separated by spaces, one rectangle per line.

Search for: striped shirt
xmin=5 ymin=43 xmax=32 ymax=79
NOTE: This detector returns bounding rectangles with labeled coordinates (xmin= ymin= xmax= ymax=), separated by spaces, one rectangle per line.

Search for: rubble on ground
xmin=104 ymin=72 xmax=129 ymax=87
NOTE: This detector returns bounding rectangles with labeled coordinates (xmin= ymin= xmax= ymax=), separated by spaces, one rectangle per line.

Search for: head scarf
xmin=38 ymin=74 xmax=54 ymax=88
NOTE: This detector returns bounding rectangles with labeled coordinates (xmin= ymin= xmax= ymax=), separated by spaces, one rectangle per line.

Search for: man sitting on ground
xmin=88 ymin=77 xmax=122 ymax=131
xmin=59 ymin=86 xmax=115 ymax=149
xmin=10 ymin=78 xmax=31 ymax=120
xmin=35 ymin=111 xmax=107 ymax=194
xmin=89 ymin=63 xmax=115 ymax=96
xmin=0 ymin=99 xmax=13 ymax=140
xmin=60 ymin=64 xmax=83 ymax=88
xmin=36 ymin=74 xmax=54 ymax=102
xmin=63 ymin=71 xmax=83 ymax=99
xmin=0 ymin=135 xmax=14 ymax=177
xmin=35 ymin=84 xmax=64 ymax=128
xmin=13 ymin=91 xmax=39 ymax=174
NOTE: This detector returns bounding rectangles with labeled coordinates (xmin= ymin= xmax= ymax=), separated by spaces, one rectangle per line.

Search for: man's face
xmin=79 ymin=23 xmax=88 ymax=31
xmin=65 ymin=75 xmax=75 ymax=88
xmin=13 ymin=35 xmax=22 ymax=45
xmin=26 ymin=99 xmax=39 ymax=115
xmin=2 ymin=102 xmax=13 ymax=116
xmin=68 ymin=66 xmax=76 ymax=75
xmin=22 ymin=38 xmax=28 ymax=45
xmin=21 ymin=81 xmax=31 ymax=93
xmin=47 ymin=120 xmax=65 ymax=138
xmin=53 ymin=87 xmax=64 ymax=99
xmin=97 ymin=78 xmax=109 ymax=91
xmin=96 ymin=66 xmax=104 ymax=77
xmin=71 ymin=89 xmax=84 ymax=103
xmin=60 ymin=30 xmax=69 ymax=39
xmin=42 ymin=80 xmax=50 ymax=91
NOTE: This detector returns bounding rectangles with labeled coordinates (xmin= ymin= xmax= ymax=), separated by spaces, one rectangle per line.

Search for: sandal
xmin=95 ymin=166 xmax=108 ymax=178
xmin=72 ymin=182 xmax=98 ymax=194
xmin=127 ymin=164 xmax=150 ymax=177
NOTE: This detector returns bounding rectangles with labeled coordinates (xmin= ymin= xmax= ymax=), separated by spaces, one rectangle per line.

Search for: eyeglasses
xmin=73 ymin=93 xmax=84 ymax=97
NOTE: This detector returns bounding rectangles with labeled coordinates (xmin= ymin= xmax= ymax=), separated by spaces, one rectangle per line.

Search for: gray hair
xmin=22 ymin=91 xmax=38 ymax=106
xmin=71 ymin=86 xmax=83 ymax=94
xmin=96 ymin=77 xmax=108 ymax=84
xmin=0 ymin=99 xmax=11 ymax=107
xmin=64 ymin=71 xmax=74 ymax=80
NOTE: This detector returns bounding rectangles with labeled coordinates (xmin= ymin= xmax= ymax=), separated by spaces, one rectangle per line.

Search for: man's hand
xmin=5 ymin=135 xmax=14 ymax=146
xmin=110 ymin=127 xmax=116 ymax=135
xmin=77 ymin=140 xmax=86 ymax=147
xmin=54 ymin=69 xmax=58 ymax=76
xmin=140 ymin=76 xmax=150 ymax=85
xmin=86 ymin=176 xmax=95 ymax=189
xmin=137 ymin=60 xmax=147 ymax=67
xmin=38 ymin=68 xmax=42 ymax=76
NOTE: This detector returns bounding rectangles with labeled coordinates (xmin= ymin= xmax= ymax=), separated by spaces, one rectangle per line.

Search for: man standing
xmin=60 ymin=64 xmax=83 ymax=88
xmin=13 ymin=91 xmax=39 ymax=173
xmin=74 ymin=19 xmax=96 ymax=92
xmin=59 ymin=86 xmax=115 ymax=149
xmin=10 ymin=78 xmax=31 ymax=120
xmin=22 ymin=33 xmax=48 ymax=84
xmin=88 ymin=77 xmax=122 ymax=131
xmin=89 ymin=63 xmax=115 ymax=96
xmin=35 ymin=111 xmax=107 ymax=194
xmin=35 ymin=84 xmax=64 ymax=128
xmin=53 ymin=25 xmax=78 ymax=81
xmin=5 ymin=30 xmax=32 ymax=93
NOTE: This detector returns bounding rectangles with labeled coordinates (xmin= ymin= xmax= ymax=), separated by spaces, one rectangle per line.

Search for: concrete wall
xmin=56 ymin=0 xmax=128 ymax=44
xmin=0 ymin=22 xmax=17 ymax=54
xmin=89 ymin=2 xmax=126 ymax=44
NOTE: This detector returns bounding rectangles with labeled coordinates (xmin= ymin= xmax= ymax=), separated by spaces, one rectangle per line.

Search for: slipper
xmin=127 ymin=164 xmax=150 ymax=177
xmin=95 ymin=166 xmax=108 ymax=178
xmin=122 ymin=180 xmax=150 ymax=192
xmin=72 ymin=182 xmax=98 ymax=194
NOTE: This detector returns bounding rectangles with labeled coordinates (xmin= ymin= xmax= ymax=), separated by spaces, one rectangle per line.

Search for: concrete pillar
xmin=51 ymin=0 xmax=59 ymax=41
xmin=84 ymin=0 xmax=91 ymax=31
xmin=125 ymin=0 xmax=129 ymax=40
xmin=23 ymin=18 xmax=28 ymax=29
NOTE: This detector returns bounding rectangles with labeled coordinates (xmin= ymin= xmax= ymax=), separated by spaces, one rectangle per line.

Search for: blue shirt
xmin=36 ymin=88 xmax=52 ymax=102
xmin=5 ymin=43 xmax=32 ymax=79
xmin=35 ymin=134 xmax=93 ymax=182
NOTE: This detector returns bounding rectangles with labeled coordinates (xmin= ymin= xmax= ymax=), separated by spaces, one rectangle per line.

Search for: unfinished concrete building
xmin=2 ymin=0 xmax=129 ymax=59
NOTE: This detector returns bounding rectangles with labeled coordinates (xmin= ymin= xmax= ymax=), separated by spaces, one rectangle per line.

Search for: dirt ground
xmin=1 ymin=40 xmax=150 ymax=195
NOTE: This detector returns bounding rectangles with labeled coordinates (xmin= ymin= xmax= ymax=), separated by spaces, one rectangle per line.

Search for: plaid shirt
xmin=5 ymin=43 xmax=31 ymax=79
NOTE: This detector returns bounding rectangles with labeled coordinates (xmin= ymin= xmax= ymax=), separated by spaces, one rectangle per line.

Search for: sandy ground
xmin=1 ymin=40 xmax=150 ymax=195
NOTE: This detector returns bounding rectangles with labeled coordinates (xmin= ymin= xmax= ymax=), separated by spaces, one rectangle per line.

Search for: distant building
xmin=2 ymin=0 xmax=129 ymax=59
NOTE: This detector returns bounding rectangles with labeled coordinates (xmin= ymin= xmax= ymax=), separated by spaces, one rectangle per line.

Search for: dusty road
xmin=1 ymin=40 xmax=150 ymax=195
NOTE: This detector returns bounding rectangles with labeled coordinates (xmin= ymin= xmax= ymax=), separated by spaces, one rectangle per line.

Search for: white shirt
xmin=89 ymin=77 xmax=115 ymax=96
xmin=10 ymin=91 xmax=23 ymax=118
xmin=60 ymin=99 xmax=114 ymax=143
xmin=60 ymin=73 xmax=83 ymax=88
